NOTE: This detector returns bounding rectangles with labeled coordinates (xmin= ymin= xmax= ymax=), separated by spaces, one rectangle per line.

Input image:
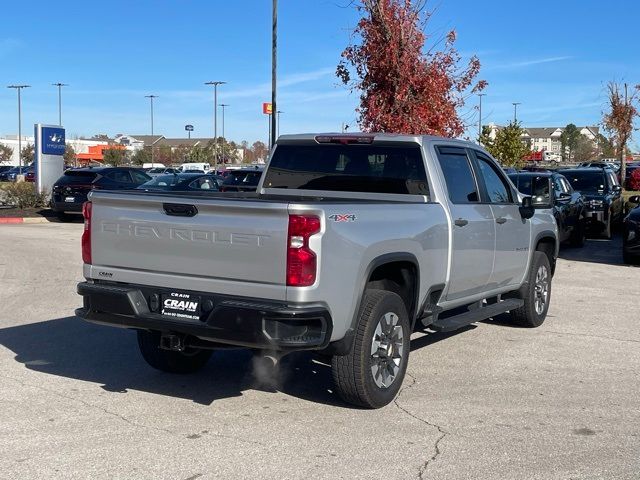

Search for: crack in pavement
xmin=394 ymin=371 xmax=449 ymax=479
xmin=0 ymin=373 xmax=267 ymax=448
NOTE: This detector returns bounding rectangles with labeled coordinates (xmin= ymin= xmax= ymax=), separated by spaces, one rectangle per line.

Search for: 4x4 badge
xmin=329 ymin=214 xmax=357 ymax=222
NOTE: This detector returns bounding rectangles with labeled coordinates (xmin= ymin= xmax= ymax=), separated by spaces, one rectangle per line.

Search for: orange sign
xmin=262 ymin=102 xmax=273 ymax=115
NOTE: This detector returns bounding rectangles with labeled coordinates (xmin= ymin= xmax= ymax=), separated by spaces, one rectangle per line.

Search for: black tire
xmin=569 ymin=220 xmax=585 ymax=248
xmin=332 ymin=289 xmax=410 ymax=409
xmin=510 ymin=251 xmax=552 ymax=328
xmin=137 ymin=330 xmax=212 ymax=374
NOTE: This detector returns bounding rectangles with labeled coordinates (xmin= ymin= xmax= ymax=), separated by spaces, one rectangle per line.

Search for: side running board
xmin=430 ymin=298 xmax=524 ymax=333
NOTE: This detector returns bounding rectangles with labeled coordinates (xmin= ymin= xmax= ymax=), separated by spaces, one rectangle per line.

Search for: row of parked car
xmin=507 ymin=165 xmax=640 ymax=265
xmin=50 ymin=166 xmax=264 ymax=220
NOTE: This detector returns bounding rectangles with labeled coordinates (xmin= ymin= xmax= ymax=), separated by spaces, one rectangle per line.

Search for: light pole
xmin=205 ymin=81 xmax=226 ymax=172
xmin=276 ymin=110 xmax=283 ymax=137
xmin=477 ymin=93 xmax=486 ymax=142
xmin=219 ymin=104 xmax=229 ymax=140
xmin=512 ymin=102 xmax=521 ymax=123
xmin=145 ymin=95 xmax=158 ymax=162
xmin=52 ymin=83 xmax=68 ymax=126
xmin=7 ymin=85 xmax=30 ymax=167
xmin=219 ymin=104 xmax=229 ymax=164
xmin=271 ymin=0 xmax=278 ymax=150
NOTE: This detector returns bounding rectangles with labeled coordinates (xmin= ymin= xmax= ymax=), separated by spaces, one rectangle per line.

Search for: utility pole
xmin=276 ymin=110 xmax=283 ymax=137
xmin=270 ymin=0 xmax=277 ymax=151
xmin=621 ymin=83 xmax=628 ymax=190
xmin=268 ymin=114 xmax=272 ymax=151
xmin=7 ymin=85 xmax=30 ymax=167
xmin=512 ymin=102 xmax=521 ymax=123
xmin=145 ymin=95 xmax=158 ymax=163
xmin=477 ymin=93 xmax=486 ymax=143
xmin=52 ymin=83 xmax=68 ymax=126
xmin=342 ymin=123 xmax=349 ymax=133
xmin=219 ymin=103 xmax=228 ymax=164
xmin=205 ymin=81 xmax=226 ymax=172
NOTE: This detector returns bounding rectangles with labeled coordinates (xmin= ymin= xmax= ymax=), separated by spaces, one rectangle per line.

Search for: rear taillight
xmin=81 ymin=201 xmax=92 ymax=264
xmin=287 ymin=215 xmax=321 ymax=287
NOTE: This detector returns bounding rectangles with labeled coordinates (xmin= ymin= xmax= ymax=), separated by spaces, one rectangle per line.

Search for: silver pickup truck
xmin=76 ymin=133 xmax=558 ymax=408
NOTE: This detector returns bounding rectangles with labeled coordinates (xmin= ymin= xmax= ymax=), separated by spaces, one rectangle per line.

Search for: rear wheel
xmin=332 ymin=289 xmax=410 ymax=409
xmin=510 ymin=252 xmax=552 ymax=328
xmin=137 ymin=330 xmax=212 ymax=374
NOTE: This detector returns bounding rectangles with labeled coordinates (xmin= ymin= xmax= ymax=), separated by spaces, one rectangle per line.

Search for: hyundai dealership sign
xmin=34 ymin=124 xmax=65 ymax=195
xmin=41 ymin=126 xmax=66 ymax=155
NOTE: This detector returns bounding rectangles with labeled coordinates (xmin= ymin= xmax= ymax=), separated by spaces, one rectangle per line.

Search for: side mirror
xmin=556 ymin=191 xmax=571 ymax=200
xmin=519 ymin=196 xmax=535 ymax=219
xmin=613 ymin=185 xmax=622 ymax=194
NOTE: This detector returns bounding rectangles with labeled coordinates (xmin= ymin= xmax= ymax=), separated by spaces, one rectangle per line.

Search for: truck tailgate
xmin=89 ymin=192 xmax=289 ymax=289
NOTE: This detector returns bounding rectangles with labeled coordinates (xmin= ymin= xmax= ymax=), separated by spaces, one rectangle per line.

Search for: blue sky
xmin=1 ymin=0 xmax=639 ymax=147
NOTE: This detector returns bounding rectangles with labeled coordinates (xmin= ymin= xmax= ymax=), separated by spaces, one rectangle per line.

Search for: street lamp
xmin=276 ymin=110 xmax=283 ymax=137
xmin=271 ymin=0 xmax=278 ymax=150
xmin=7 ymin=85 xmax=30 ymax=167
xmin=52 ymin=83 xmax=68 ymax=126
xmin=477 ymin=93 xmax=486 ymax=142
xmin=145 ymin=95 xmax=158 ymax=162
xmin=512 ymin=102 xmax=521 ymax=123
xmin=219 ymin=104 xmax=229 ymax=140
xmin=205 ymin=81 xmax=226 ymax=172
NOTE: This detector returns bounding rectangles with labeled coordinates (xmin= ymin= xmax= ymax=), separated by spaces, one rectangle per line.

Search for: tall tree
xmin=337 ymin=0 xmax=486 ymax=136
xmin=602 ymin=81 xmax=640 ymax=189
xmin=131 ymin=147 xmax=152 ymax=166
xmin=484 ymin=122 xmax=530 ymax=169
xmin=0 ymin=144 xmax=14 ymax=163
xmin=596 ymin=133 xmax=616 ymax=158
xmin=21 ymin=144 xmax=34 ymax=165
xmin=103 ymin=147 xmax=127 ymax=167
xmin=63 ymin=144 xmax=76 ymax=166
xmin=251 ymin=141 xmax=268 ymax=162
xmin=560 ymin=124 xmax=581 ymax=161
xmin=573 ymin=135 xmax=598 ymax=162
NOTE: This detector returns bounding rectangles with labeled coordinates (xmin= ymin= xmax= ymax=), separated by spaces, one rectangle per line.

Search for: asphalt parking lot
xmin=1 ymin=223 xmax=639 ymax=479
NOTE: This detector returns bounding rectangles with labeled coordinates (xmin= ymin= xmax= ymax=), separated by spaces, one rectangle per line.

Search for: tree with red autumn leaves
xmin=337 ymin=0 xmax=486 ymax=137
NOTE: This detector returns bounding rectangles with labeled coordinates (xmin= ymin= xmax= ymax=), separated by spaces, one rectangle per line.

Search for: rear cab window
xmin=263 ymin=143 xmax=429 ymax=195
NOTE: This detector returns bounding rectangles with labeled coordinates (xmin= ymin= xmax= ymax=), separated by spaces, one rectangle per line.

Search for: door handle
xmin=496 ymin=217 xmax=507 ymax=224
xmin=454 ymin=218 xmax=468 ymax=227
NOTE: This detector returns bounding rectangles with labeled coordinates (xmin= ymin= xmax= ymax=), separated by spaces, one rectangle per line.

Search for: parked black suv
xmin=558 ymin=167 xmax=623 ymax=239
xmin=51 ymin=167 xmax=151 ymax=220
xmin=509 ymin=171 xmax=586 ymax=247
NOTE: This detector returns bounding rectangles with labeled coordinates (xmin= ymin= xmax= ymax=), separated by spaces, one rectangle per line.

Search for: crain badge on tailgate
xmin=329 ymin=214 xmax=357 ymax=223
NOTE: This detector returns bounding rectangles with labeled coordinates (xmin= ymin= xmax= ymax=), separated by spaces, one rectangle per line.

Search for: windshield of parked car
xmin=564 ymin=171 xmax=607 ymax=193
xmin=263 ymin=144 xmax=429 ymax=195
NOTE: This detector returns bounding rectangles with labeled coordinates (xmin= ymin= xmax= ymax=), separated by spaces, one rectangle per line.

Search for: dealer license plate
xmin=161 ymin=292 xmax=201 ymax=320
xmin=65 ymin=196 xmax=75 ymax=202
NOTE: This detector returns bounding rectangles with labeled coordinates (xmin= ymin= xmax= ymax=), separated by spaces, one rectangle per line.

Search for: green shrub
xmin=3 ymin=182 xmax=49 ymax=209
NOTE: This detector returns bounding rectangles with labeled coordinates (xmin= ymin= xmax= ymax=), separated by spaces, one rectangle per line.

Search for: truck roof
xmin=276 ymin=132 xmax=476 ymax=148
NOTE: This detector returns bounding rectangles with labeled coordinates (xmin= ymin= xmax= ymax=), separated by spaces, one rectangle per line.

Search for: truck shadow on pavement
xmin=0 ymin=315 xmax=473 ymax=408
xmin=558 ymin=233 xmax=625 ymax=266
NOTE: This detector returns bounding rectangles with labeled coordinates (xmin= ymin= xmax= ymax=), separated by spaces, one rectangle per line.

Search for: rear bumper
xmin=51 ymin=198 xmax=86 ymax=212
xmin=76 ymin=281 xmax=332 ymax=351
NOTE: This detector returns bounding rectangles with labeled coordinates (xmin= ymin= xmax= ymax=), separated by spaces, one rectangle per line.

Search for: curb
xmin=0 ymin=217 xmax=53 ymax=224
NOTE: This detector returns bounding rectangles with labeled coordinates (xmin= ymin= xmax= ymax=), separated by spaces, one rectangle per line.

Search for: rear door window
xmin=263 ymin=144 xmax=429 ymax=195
xmin=106 ymin=170 xmax=132 ymax=183
xmin=435 ymin=146 xmax=479 ymax=203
